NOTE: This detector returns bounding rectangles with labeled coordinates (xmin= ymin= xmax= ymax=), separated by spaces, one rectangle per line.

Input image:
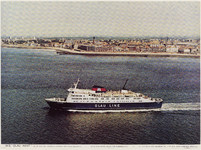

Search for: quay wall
xmin=55 ymin=48 xmax=200 ymax=58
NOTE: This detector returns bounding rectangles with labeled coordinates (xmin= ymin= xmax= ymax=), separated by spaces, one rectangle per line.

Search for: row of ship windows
xmin=71 ymin=95 xmax=84 ymax=97
xmin=71 ymin=95 xmax=141 ymax=98
xmin=71 ymin=97 xmax=141 ymax=100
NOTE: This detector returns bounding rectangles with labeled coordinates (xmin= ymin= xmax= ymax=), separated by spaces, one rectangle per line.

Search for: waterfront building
xmin=177 ymin=42 xmax=198 ymax=48
xmin=78 ymin=45 xmax=94 ymax=51
xmin=128 ymin=46 xmax=136 ymax=51
xmin=179 ymin=49 xmax=191 ymax=53
xmin=166 ymin=46 xmax=178 ymax=53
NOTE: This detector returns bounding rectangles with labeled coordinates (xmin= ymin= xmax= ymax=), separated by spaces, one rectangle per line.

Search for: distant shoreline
xmin=1 ymin=45 xmax=55 ymax=51
xmin=2 ymin=45 xmax=200 ymax=58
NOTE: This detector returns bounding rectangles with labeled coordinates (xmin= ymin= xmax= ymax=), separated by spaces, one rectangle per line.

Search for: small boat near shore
xmin=45 ymin=79 xmax=163 ymax=111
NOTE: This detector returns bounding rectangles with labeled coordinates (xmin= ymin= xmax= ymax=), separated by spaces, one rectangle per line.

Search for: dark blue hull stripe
xmin=46 ymin=102 xmax=163 ymax=110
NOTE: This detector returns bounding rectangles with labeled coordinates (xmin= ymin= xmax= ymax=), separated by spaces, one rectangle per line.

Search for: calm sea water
xmin=1 ymin=48 xmax=200 ymax=144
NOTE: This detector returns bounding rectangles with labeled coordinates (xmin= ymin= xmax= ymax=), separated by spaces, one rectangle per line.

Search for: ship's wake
xmin=68 ymin=103 xmax=200 ymax=113
xmin=161 ymin=103 xmax=200 ymax=111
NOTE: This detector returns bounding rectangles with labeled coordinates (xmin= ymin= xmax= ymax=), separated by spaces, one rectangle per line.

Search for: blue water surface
xmin=1 ymin=48 xmax=200 ymax=144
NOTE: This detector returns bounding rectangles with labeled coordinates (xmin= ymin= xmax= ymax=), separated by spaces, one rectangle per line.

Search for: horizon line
xmin=2 ymin=35 xmax=200 ymax=39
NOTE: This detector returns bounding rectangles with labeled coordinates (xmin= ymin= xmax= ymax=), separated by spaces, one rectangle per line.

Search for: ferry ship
xmin=45 ymin=79 xmax=163 ymax=110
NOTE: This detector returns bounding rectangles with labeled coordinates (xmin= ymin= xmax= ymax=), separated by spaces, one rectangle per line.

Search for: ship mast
xmin=74 ymin=78 xmax=80 ymax=89
xmin=122 ymin=79 xmax=128 ymax=90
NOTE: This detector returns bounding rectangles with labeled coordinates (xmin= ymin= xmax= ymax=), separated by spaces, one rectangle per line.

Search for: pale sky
xmin=1 ymin=1 xmax=200 ymax=38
